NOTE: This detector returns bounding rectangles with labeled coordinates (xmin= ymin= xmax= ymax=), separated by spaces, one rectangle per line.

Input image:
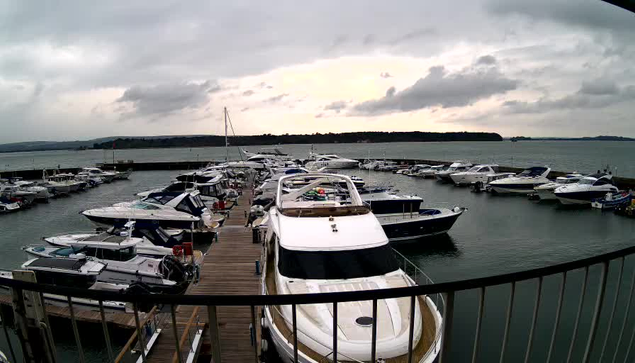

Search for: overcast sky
xmin=1 ymin=0 xmax=634 ymax=143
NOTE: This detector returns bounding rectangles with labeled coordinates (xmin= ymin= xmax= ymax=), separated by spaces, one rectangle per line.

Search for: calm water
xmin=2 ymin=140 xmax=635 ymax=177
xmin=0 ymin=168 xmax=634 ymax=361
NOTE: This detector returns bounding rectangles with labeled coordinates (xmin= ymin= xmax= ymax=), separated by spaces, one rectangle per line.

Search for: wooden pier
xmin=140 ymin=186 xmax=262 ymax=363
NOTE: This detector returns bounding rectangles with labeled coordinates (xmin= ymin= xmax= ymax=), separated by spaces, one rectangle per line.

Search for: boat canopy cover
xmin=26 ymin=258 xmax=87 ymax=271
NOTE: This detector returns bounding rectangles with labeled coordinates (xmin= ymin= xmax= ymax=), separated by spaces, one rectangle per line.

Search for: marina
xmin=0 ymin=144 xmax=635 ymax=362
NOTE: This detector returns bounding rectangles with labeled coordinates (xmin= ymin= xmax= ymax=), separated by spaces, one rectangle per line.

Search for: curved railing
xmin=2 ymin=244 xmax=635 ymax=362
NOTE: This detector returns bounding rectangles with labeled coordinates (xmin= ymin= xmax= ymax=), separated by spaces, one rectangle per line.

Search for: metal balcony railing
xmin=1 ymin=244 xmax=635 ymax=362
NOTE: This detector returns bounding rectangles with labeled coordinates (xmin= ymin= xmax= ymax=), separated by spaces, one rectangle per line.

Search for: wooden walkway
xmin=144 ymin=186 xmax=262 ymax=363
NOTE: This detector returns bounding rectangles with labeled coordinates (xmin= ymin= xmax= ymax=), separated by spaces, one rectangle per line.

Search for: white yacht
xmin=435 ymin=161 xmax=473 ymax=183
xmin=24 ymin=239 xmax=192 ymax=292
xmin=262 ymin=173 xmax=442 ymax=363
xmin=449 ymin=164 xmax=499 ymax=186
xmin=79 ymin=167 xmax=116 ymax=183
xmin=533 ymin=173 xmax=584 ymax=200
xmin=82 ymin=191 xmax=214 ymax=231
xmin=554 ymin=173 xmax=618 ymax=205
xmin=305 ymin=154 xmax=359 ymax=169
xmin=418 ymin=165 xmax=446 ymax=178
xmin=403 ymin=164 xmax=431 ymax=176
xmin=136 ymin=177 xmax=229 ymax=210
xmin=488 ymin=167 xmax=551 ymax=194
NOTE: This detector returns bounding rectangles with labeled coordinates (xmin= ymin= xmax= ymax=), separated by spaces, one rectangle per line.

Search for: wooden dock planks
xmin=144 ymin=186 xmax=262 ymax=363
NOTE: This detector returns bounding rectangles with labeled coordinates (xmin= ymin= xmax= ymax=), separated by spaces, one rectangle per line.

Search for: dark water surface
xmin=0 ymin=169 xmax=634 ymax=361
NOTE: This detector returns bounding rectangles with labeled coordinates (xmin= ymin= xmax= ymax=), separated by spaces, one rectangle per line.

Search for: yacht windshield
xmin=467 ymin=166 xmax=480 ymax=172
xmin=579 ymin=178 xmax=595 ymax=185
xmin=278 ymin=244 xmax=399 ymax=279
xmin=131 ymin=202 xmax=161 ymax=210
xmin=518 ymin=167 xmax=547 ymax=177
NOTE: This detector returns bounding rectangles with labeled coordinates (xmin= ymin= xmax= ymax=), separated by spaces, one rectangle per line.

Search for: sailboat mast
xmin=224 ymin=107 xmax=229 ymax=162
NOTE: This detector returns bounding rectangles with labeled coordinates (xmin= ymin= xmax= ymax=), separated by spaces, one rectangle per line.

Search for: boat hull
xmin=534 ymin=188 xmax=557 ymax=200
xmin=83 ymin=213 xmax=200 ymax=231
xmin=377 ymin=208 xmax=464 ymax=242
xmin=490 ymin=183 xmax=542 ymax=194
xmin=554 ymin=190 xmax=611 ymax=205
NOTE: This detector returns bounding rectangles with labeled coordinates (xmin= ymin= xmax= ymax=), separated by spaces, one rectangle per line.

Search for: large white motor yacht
xmin=305 ymin=154 xmax=359 ymax=169
xmin=488 ymin=166 xmax=551 ymax=194
xmin=449 ymin=164 xmax=499 ymax=186
xmin=554 ymin=173 xmax=618 ymax=205
xmin=533 ymin=173 xmax=584 ymax=200
xmin=262 ymin=173 xmax=442 ymax=363
xmin=82 ymin=191 xmax=213 ymax=230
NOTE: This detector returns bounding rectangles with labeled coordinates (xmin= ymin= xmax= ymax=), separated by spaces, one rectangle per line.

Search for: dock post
xmin=207 ymin=306 xmax=222 ymax=363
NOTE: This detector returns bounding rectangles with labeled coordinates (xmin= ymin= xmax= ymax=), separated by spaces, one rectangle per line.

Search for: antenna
xmin=224 ymin=107 xmax=229 ymax=163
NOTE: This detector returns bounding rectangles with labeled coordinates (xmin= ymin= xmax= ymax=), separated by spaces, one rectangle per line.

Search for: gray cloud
xmin=380 ymin=72 xmax=392 ymax=78
xmin=504 ymin=81 xmax=635 ymax=114
xmin=352 ymin=65 xmax=518 ymax=115
xmin=476 ymin=55 xmax=497 ymax=65
xmin=243 ymin=90 xmax=255 ymax=96
xmin=324 ymin=100 xmax=349 ymax=113
xmin=579 ymin=79 xmax=619 ymax=95
xmin=391 ymin=28 xmax=436 ymax=44
xmin=116 ymin=80 xmax=219 ymax=119
xmin=265 ymin=93 xmax=289 ymax=104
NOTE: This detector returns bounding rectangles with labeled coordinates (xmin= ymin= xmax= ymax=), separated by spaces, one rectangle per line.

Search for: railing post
xmin=371 ymin=299 xmax=378 ymax=362
xmin=292 ymin=304 xmax=298 ymax=363
xmin=567 ymin=266 xmax=590 ymax=363
xmin=98 ymin=300 xmax=114 ymax=363
xmin=599 ymin=258 xmax=624 ymax=362
xmin=67 ymin=296 xmax=86 ymax=363
xmin=407 ymin=295 xmax=416 ymax=363
xmin=524 ymin=277 xmax=543 ymax=363
xmin=132 ymin=303 xmax=146 ymax=362
xmin=612 ymin=265 xmax=635 ymax=363
xmin=547 ymin=272 xmax=568 ymax=363
xmin=171 ymin=305 xmax=182 ymax=363
xmin=439 ymin=291 xmax=455 ymax=363
xmin=499 ymin=282 xmax=515 ymax=363
xmin=333 ymin=302 xmax=338 ymax=363
xmin=582 ymin=261 xmax=609 ymax=363
xmin=251 ymin=305 xmax=259 ymax=363
xmin=472 ymin=287 xmax=485 ymax=363
xmin=207 ymin=305 xmax=222 ymax=363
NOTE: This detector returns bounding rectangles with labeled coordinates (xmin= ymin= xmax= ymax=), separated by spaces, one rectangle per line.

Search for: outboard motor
xmin=159 ymin=255 xmax=192 ymax=284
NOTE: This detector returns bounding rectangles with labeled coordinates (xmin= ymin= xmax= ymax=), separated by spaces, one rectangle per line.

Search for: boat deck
xmin=143 ymin=186 xmax=262 ymax=363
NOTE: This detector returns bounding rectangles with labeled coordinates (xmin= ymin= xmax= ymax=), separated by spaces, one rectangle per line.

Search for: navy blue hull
xmin=380 ymin=210 xmax=462 ymax=242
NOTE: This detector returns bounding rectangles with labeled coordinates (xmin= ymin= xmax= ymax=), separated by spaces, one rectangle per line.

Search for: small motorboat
xmin=533 ymin=173 xmax=584 ymax=200
xmin=0 ymin=258 xmax=128 ymax=312
xmin=554 ymin=173 xmax=618 ymax=205
xmin=305 ymin=153 xmax=359 ymax=169
xmin=376 ymin=207 xmax=466 ymax=242
xmin=24 ymin=239 xmax=193 ymax=293
xmin=591 ymin=191 xmax=632 ymax=210
xmin=0 ymin=197 xmax=20 ymax=213
xmin=488 ymin=167 xmax=551 ymax=194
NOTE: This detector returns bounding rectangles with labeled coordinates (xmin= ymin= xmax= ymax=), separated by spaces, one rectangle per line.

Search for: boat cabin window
xmin=278 ymin=244 xmax=399 ymax=279
xmin=34 ymin=271 xmax=96 ymax=289
xmin=146 ymin=194 xmax=178 ymax=205
xmin=579 ymin=178 xmax=596 ymax=185
xmin=131 ymin=202 xmax=161 ymax=210
xmin=593 ymin=178 xmax=612 ymax=186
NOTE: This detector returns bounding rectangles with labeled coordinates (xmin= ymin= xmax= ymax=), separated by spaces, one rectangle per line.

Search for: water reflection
xmin=393 ymin=233 xmax=460 ymax=258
